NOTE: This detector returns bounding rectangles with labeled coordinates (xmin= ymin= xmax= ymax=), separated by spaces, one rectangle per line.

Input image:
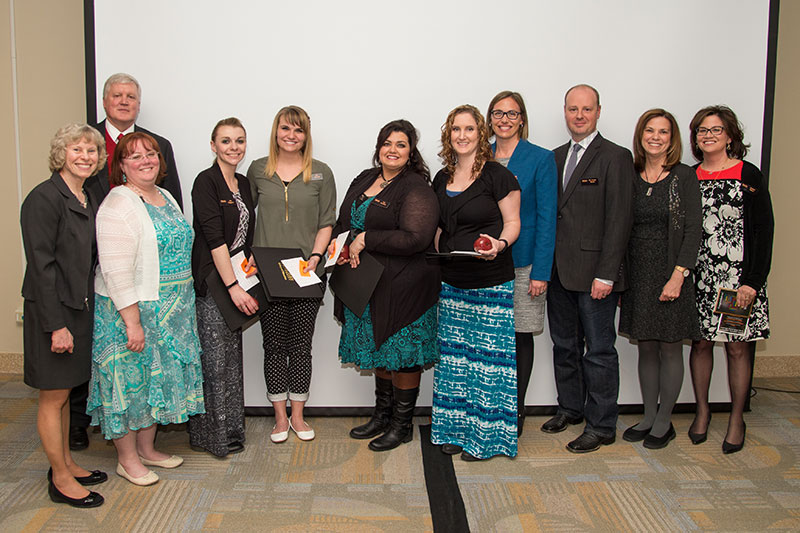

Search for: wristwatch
xmin=674 ymin=266 xmax=690 ymax=278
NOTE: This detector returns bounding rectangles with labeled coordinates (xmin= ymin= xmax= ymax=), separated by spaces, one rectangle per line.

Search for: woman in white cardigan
xmin=87 ymin=132 xmax=204 ymax=486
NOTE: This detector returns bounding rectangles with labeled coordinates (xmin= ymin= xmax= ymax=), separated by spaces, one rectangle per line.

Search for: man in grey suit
xmin=540 ymin=84 xmax=634 ymax=453
xmin=69 ymin=73 xmax=183 ymax=450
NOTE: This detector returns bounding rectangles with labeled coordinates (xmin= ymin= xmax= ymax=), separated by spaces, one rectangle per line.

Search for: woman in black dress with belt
xmin=21 ymin=123 xmax=108 ymax=508
xmin=619 ymin=109 xmax=701 ymax=449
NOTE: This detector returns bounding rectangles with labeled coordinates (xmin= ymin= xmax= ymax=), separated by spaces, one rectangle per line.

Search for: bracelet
xmin=498 ymin=238 xmax=509 ymax=251
xmin=309 ymin=252 xmax=324 ymax=261
xmin=226 ymin=280 xmax=238 ymax=289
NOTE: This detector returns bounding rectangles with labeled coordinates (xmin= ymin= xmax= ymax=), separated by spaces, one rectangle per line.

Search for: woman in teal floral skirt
xmin=88 ymin=132 xmax=204 ymax=486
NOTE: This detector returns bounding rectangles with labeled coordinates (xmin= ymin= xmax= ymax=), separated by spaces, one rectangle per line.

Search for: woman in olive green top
xmin=247 ymin=106 xmax=336 ymax=443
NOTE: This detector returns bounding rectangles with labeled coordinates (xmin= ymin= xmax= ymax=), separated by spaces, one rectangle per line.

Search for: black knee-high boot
xmin=516 ymin=332 xmax=534 ymax=436
xmin=350 ymin=376 xmax=393 ymax=439
xmin=368 ymin=386 xmax=418 ymax=452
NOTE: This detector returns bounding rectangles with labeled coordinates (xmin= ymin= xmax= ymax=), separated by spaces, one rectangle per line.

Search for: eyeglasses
xmin=696 ymin=126 xmax=725 ymax=136
xmin=125 ymin=151 xmax=159 ymax=162
xmin=490 ymin=110 xmax=521 ymax=121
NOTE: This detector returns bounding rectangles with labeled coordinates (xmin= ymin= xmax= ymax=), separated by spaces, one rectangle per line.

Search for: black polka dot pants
xmin=260 ymin=297 xmax=322 ymax=402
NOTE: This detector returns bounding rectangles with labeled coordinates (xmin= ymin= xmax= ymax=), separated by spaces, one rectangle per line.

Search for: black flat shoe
xmin=48 ymin=467 xmax=108 ymax=486
xmin=441 ymin=443 xmax=462 ymax=455
xmin=48 ymin=478 xmax=103 ymax=508
xmin=643 ymin=424 xmax=676 ymax=450
xmin=69 ymin=426 xmax=89 ymax=451
xmin=460 ymin=451 xmax=482 ymax=462
xmin=566 ymin=432 xmax=615 ymax=453
xmin=541 ymin=413 xmax=584 ymax=434
xmin=688 ymin=413 xmax=711 ymax=445
xmin=722 ymin=422 xmax=746 ymax=454
xmin=227 ymin=441 xmax=245 ymax=454
xmin=622 ymin=424 xmax=651 ymax=442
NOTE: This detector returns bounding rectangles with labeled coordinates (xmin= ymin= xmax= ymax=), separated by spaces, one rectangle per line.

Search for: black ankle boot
xmin=350 ymin=376 xmax=394 ymax=439
xmin=368 ymin=386 xmax=418 ymax=452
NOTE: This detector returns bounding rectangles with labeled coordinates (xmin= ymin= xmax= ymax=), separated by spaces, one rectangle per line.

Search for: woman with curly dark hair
xmin=334 ymin=119 xmax=440 ymax=452
xmin=430 ymin=105 xmax=521 ymax=461
xmin=687 ymin=105 xmax=773 ymax=454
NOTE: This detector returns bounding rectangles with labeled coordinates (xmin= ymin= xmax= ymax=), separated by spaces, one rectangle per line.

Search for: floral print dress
xmin=695 ymin=162 xmax=769 ymax=341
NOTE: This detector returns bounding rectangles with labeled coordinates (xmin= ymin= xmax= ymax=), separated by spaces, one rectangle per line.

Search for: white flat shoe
xmin=116 ymin=463 xmax=159 ymax=486
xmin=290 ymin=421 xmax=315 ymax=441
xmin=270 ymin=426 xmax=289 ymax=443
xmin=139 ymin=455 xmax=183 ymax=468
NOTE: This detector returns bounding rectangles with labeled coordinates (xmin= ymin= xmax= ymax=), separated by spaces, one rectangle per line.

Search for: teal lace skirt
xmin=339 ymin=303 xmax=439 ymax=370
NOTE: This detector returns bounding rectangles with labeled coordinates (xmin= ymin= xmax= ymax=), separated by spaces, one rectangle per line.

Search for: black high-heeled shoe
xmin=48 ymin=477 xmax=104 ymax=508
xmin=722 ymin=422 xmax=746 ymax=454
xmin=688 ymin=413 xmax=712 ymax=445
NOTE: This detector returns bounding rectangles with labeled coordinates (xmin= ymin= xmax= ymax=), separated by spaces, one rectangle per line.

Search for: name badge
xmin=219 ymin=199 xmax=235 ymax=205
xmin=373 ymin=198 xmax=390 ymax=209
xmin=580 ymin=177 xmax=598 ymax=185
xmin=740 ymin=183 xmax=758 ymax=194
xmin=311 ymin=173 xmax=324 ymax=181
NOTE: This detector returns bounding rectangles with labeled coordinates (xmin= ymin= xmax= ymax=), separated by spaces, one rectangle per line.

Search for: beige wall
xmin=1 ymin=0 xmax=85 ymax=356
xmin=1 ymin=2 xmax=798 ymax=364
xmin=763 ymin=1 xmax=800 ymax=359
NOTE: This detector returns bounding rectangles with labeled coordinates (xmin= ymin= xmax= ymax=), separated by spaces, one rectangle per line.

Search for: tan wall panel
xmin=763 ymin=1 xmax=800 ymax=358
xmin=0 ymin=0 xmax=24 ymax=355
xmin=3 ymin=0 xmax=85 ymax=355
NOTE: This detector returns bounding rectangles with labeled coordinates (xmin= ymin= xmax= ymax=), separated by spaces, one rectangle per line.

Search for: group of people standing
xmin=20 ymin=73 xmax=773 ymax=508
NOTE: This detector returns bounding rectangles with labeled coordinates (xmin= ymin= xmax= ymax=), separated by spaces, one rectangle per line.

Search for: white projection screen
xmin=89 ymin=0 xmax=774 ymax=409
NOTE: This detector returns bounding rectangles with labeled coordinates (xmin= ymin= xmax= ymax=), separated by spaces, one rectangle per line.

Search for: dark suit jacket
xmin=84 ymin=120 xmax=183 ymax=210
xmin=21 ymin=172 xmax=98 ymax=332
xmin=552 ymin=133 xmax=634 ymax=292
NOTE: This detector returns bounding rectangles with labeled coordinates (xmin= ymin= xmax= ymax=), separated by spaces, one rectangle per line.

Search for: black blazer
xmin=332 ymin=168 xmax=440 ymax=347
xmin=84 ymin=120 xmax=183 ymax=210
xmin=553 ymin=133 xmax=635 ymax=292
xmin=191 ymin=162 xmax=256 ymax=296
xmin=20 ymin=172 xmax=98 ymax=332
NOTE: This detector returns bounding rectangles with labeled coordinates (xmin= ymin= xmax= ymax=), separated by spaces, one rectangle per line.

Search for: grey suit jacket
xmin=552 ymin=133 xmax=634 ymax=292
xmin=84 ymin=120 xmax=183 ymax=210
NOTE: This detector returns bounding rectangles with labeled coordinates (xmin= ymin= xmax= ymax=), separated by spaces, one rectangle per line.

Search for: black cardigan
xmin=693 ymin=160 xmax=774 ymax=291
xmin=333 ymin=168 xmax=440 ymax=347
xmin=191 ymin=162 xmax=256 ymax=296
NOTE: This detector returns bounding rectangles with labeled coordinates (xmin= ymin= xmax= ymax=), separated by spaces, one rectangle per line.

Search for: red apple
xmin=474 ymin=236 xmax=492 ymax=252
xmin=340 ymin=244 xmax=350 ymax=260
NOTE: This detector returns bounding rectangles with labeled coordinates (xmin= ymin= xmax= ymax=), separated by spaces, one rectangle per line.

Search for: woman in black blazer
xmin=188 ymin=118 xmax=257 ymax=457
xmin=20 ymin=123 xmax=108 ymax=508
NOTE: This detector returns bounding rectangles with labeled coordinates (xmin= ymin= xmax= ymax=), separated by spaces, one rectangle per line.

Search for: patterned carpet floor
xmin=0 ymin=374 xmax=798 ymax=532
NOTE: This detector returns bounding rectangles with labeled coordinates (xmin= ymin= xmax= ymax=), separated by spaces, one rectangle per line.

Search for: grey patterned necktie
xmin=563 ymin=143 xmax=583 ymax=190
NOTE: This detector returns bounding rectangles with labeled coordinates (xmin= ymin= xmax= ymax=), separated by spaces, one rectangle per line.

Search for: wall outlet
xmin=15 ymin=309 xmax=23 ymax=324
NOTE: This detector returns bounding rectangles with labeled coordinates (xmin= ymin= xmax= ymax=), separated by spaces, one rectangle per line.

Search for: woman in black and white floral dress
xmin=687 ymin=105 xmax=773 ymax=454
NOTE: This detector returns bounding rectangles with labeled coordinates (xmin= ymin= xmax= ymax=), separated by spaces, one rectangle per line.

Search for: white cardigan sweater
xmin=94 ymin=185 xmax=182 ymax=310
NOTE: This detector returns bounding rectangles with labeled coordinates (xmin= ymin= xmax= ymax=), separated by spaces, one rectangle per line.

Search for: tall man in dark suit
xmin=83 ymin=72 xmax=183 ymax=209
xmin=68 ymin=73 xmax=183 ymax=450
xmin=540 ymin=84 xmax=634 ymax=453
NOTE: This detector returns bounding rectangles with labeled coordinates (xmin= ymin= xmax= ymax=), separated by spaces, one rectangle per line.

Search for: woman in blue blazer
xmin=487 ymin=91 xmax=557 ymax=435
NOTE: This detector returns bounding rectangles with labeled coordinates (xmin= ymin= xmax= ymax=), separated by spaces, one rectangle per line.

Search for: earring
xmin=122 ymin=174 xmax=127 ymax=183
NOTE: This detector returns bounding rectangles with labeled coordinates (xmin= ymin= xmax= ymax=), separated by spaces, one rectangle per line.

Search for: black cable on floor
xmin=419 ymin=424 xmax=470 ymax=533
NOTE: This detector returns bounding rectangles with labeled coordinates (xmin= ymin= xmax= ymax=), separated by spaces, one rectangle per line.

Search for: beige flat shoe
xmin=270 ymin=426 xmax=289 ymax=443
xmin=290 ymin=421 xmax=315 ymax=441
xmin=139 ymin=455 xmax=184 ymax=468
xmin=116 ymin=463 xmax=159 ymax=486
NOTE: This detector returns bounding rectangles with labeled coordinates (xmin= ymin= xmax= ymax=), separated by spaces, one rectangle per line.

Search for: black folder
xmin=329 ymin=251 xmax=384 ymax=317
xmin=251 ymin=247 xmax=325 ymax=301
xmin=205 ymin=269 xmax=266 ymax=332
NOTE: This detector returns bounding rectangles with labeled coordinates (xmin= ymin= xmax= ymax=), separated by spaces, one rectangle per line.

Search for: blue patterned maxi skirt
xmin=431 ymin=281 xmax=517 ymax=459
